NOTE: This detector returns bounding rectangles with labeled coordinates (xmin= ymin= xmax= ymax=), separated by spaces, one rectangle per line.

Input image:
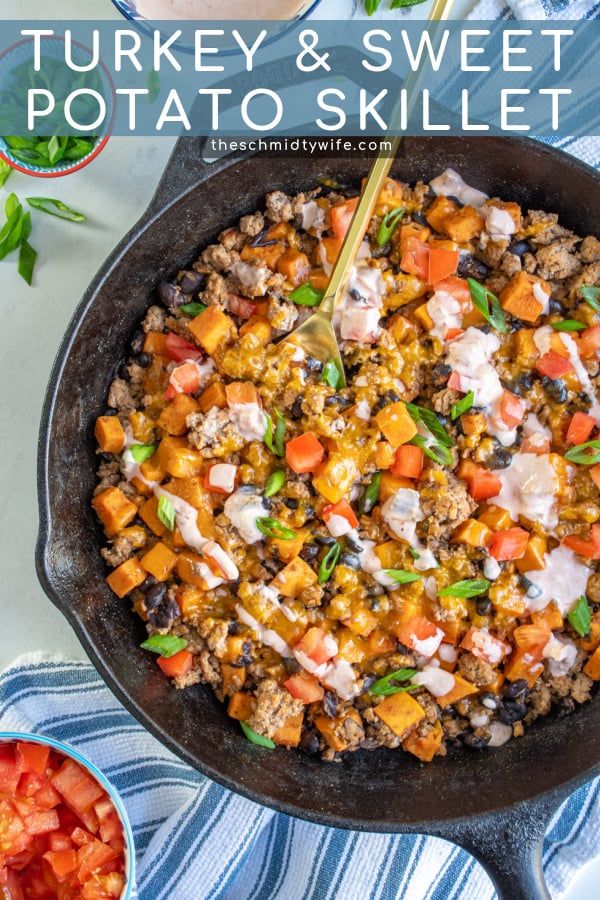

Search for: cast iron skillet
xmin=37 ymin=136 xmax=600 ymax=900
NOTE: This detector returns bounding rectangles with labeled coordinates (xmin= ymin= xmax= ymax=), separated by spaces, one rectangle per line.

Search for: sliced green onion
xmin=568 ymin=595 xmax=591 ymax=637
xmin=256 ymin=517 xmax=296 ymax=541
xmin=0 ymin=160 xmax=12 ymax=188
xmin=18 ymin=239 xmax=36 ymax=285
xmin=377 ymin=207 xmax=405 ymax=247
xmin=438 ymin=578 xmax=490 ymax=598
xmin=580 ymin=286 xmax=600 ymax=313
xmin=364 ymin=0 xmax=383 ymax=13
xmin=409 ymin=547 xmax=420 ymax=560
xmin=390 ymin=0 xmax=428 ymax=7
xmin=369 ymin=668 xmax=418 ymax=697
xmin=264 ymin=470 xmax=285 ymax=498
xmin=383 ymin=569 xmax=422 ymax=584
xmin=157 ymin=494 xmax=176 ymax=531
xmin=360 ymin=472 xmax=381 ymax=514
xmin=468 ymin=278 xmax=507 ymax=333
xmin=318 ymin=541 xmax=341 ymax=584
xmin=264 ymin=409 xmax=286 ymax=458
xmin=288 ymin=282 xmax=324 ymax=307
xmin=411 ymin=434 xmax=454 ymax=467
xmin=130 ymin=443 xmax=156 ymax=463
xmin=240 ymin=721 xmax=276 ymax=749
xmin=565 ymin=440 xmax=600 ymax=465
xmin=26 ymin=197 xmax=86 ymax=223
xmin=140 ymin=634 xmax=188 ymax=658
xmin=551 ymin=320 xmax=586 ymax=332
xmin=451 ymin=390 xmax=475 ymax=421
xmin=180 ymin=302 xmax=206 ymax=317
xmin=322 ymin=358 xmax=343 ymax=390
xmin=406 ymin=403 xmax=453 ymax=447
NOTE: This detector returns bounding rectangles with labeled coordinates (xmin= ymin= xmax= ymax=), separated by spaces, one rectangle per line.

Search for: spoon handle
xmin=318 ymin=0 xmax=455 ymax=320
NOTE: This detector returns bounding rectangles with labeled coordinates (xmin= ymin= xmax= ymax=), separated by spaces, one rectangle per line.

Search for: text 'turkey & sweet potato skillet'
xmin=36 ymin=136 xmax=600 ymax=900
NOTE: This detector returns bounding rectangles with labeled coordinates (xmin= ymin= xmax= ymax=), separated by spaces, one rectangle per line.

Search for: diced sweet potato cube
xmin=221 ymin=664 xmax=247 ymax=697
xmin=314 ymin=709 xmax=362 ymax=752
xmin=531 ymin=602 xmax=563 ymax=632
xmin=485 ymin=199 xmax=522 ymax=231
xmin=176 ymin=585 xmax=205 ymax=619
xmin=312 ymin=453 xmax=358 ymax=504
xmin=157 ymin=394 xmax=200 ymax=436
xmin=140 ymin=541 xmax=178 ymax=581
xmin=460 ymin=413 xmax=486 ymax=436
xmin=373 ymin=540 xmax=403 ymax=570
xmin=374 ymin=692 xmax=425 ymax=738
xmin=435 ymin=674 xmax=478 ymax=707
xmin=452 ymin=518 xmax=493 ymax=548
xmin=227 ymin=691 xmax=255 ymax=721
xmin=273 ymin=711 xmax=304 ymax=748
xmin=425 ymin=196 xmax=458 ymax=233
xmin=399 ymin=222 xmax=430 ymax=253
xmin=584 ymin=646 xmax=600 ymax=681
xmin=478 ymin=505 xmax=514 ymax=531
xmin=139 ymin=454 xmax=166 ymax=484
xmin=94 ymin=416 xmax=125 ymax=454
xmin=92 ymin=487 xmax=137 ymax=536
xmin=138 ymin=496 xmax=167 ymax=537
xmin=106 ymin=557 xmax=147 ymax=598
xmin=374 ymin=441 xmax=395 ymax=469
xmin=177 ymin=551 xmax=211 ymax=588
xmin=225 ymin=381 xmax=259 ymax=406
xmin=188 ymin=305 xmax=234 ymax=356
xmin=167 ymin=476 xmax=212 ymax=511
xmin=198 ymin=381 xmax=227 ymax=413
xmin=271 ymin=528 xmax=309 ymax=563
xmin=412 ymin=303 xmax=434 ymax=331
xmin=271 ymin=557 xmax=317 ymax=598
xmin=239 ymin=316 xmax=272 ymax=344
xmin=308 ymin=269 xmax=329 ymax=293
xmin=156 ymin=435 xmax=203 ymax=478
xmin=276 ymin=249 xmax=311 ymax=285
xmin=441 ymin=206 xmax=484 ymax=243
xmin=500 ymin=272 xmax=548 ymax=323
xmin=379 ymin=473 xmax=413 ymax=503
xmin=516 ymin=533 xmax=547 ymax=574
xmin=480 ymin=672 xmax=505 ymax=695
xmin=129 ymin=410 xmax=155 ymax=444
xmin=143 ymin=332 xmax=168 ymax=355
xmin=240 ymin=241 xmax=283 ymax=270
xmin=402 ymin=720 xmax=443 ymax=762
xmin=504 ymin=649 xmax=544 ymax=687
xmin=375 ymin=401 xmax=418 ymax=449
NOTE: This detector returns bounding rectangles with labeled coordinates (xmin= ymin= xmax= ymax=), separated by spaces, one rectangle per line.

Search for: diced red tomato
xmin=294 ymin=627 xmax=337 ymax=667
xmin=446 ymin=328 xmax=464 ymax=341
xmin=330 ymin=197 xmax=359 ymax=239
xmin=427 ymin=247 xmax=459 ymax=285
xmin=488 ymin=527 xmax=529 ymax=561
xmin=322 ymin=499 xmax=359 ymax=531
xmin=535 ymin=351 xmax=574 ymax=379
xmin=34 ymin=781 xmax=61 ymax=812
xmin=390 ymin=444 xmax=424 ymax=479
xmin=433 ymin=276 xmax=471 ymax=306
xmin=566 ymin=411 xmax=596 ymax=445
xmin=285 ymin=433 xmax=325 ymax=474
xmin=498 ymin=390 xmax=526 ymax=429
xmin=42 ymin=848 xmax=78 ymax=878
xmin=227 ymin=294 xmax=256 ymax=319
xmin=400 ymin=237 xmax=429 ymax=280
xmin=164 ymin=360 xmax=202 ymax=400
xmin=284 ymin=673 xmax=325 ymax=704
xmin=521 ymin=434 xmax=551 ymax=455
xmin=81 ymin=871 xmax=125 ymax=899
xmin=459 ymin=462 xmax=502 ymax=502
xmin=48 ymin=832 xmax=72 ymax=853
xmin=51 ymin=760 xmax=104 ymax=817
xmin=205 ymin=463 xmax=238 ymax=495
xmin=448 ymin=371 xmax=462 ymax=390
xmin=76 ymin=840 xmax=117 ymax=884
xmin=562 ymin=523 xmax=600 ymax=559
xmin=461 ymin=627 xmax=510 ymax=664
xmin=71 ymin=828 xmax=95 ymax=848
xmin=395 ymin=616 xmax=443 ymax=655
xmin=23 ymin=811 xmax=59 ymax=837
xmin=98 ymin=815 xmax=123 ymax=846
xmin=164 ymin=332 xmax=202 ymax=363
xmin=157 ymin=649 xmax=193 ymax=678
xmin=15 ymin=744 xmax=49 ymax=779
xmin=18 ymin=773 xmax=43 ymax=799
xmin=4 ymin=870 xmax=24 ymax=900
xmin=513 ymin=623 xmax=552 ymax=660
xmin=578 ymin=324 xmax=600 ymax=360
xmin=0 ymin=750 xmax=20 ymax=794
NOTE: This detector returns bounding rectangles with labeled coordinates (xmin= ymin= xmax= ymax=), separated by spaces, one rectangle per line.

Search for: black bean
xmin=325 ymin=394 xmax=353 ymax=407
xmin=300 ymin=543 xmax=320 ymax=562
xmin=507 ymin=239 xmax=532 ymax=258
xmin=158 ymin=281 xmax=185 ymax=310
xmin=476 ymin=596 xmax=492 ymax=616
xmin=305 ymin=355 xmax=322 ymax=373
xmin=117 ymin=361 xmax=129 ymax=381
xmin=411 ymin=212 xmax=428 ymax=227
xmin=179 ymin=270 xmax=204 ymax=294
xmin=371 ymin=243 xmax=390 ymax=259
xmin=549 ymin=298 xmax=564 ymax=315
xmin=261 ymin=497 xmax=273 ymax=511
xmin=349 ymin=288 xmax=366 ymax=303
xmin=433 ymin=363 xmax=452 ymax=384
xmin=362 ymin=674 xmax=377 ymax=692
xmin=457 ymin=253 xmax=489 ymax=281
xmin=541 ymin=376 xmax=568 ymax=404
xmin=148 ymin=597 xmax=180 ymax=629
xmin=497 ymin=700 xmax=527 ymax=724
xmin=139 ymin=576 xmax=157 ymax=594
xmin=300 ymin=730 xmax=320 ymax=755
xmin=103 ymin=407 xmax=118 ymax=416
xmin=366 ymin=582 xmax=384 ymax=598
xmin=99 ymin=452 xmax=113 ymax=464
xmin=488 ymin=445 xmax=512 ymax=469
xmin=462 ymin=732 xmax=490 ymax=751
xmin=283 ymin=656 xmax=302 ymax=675
xmin=237 ymin=484 xmax=259 ymax=494
xmin=557 ymin=697 xmax=576 ymax=718
xmin=283 ymin=497 xmax=299 ymax=510
xmin=374 ymin=390 xmax=400 ymax=412
xmin=290 ymin=398 xmax=304 ymax=420
xmin=304 ymin=504 xmax=315 ymax=520
xmin=228 ymin=621 xmax=240 ymax=635
xmin=510 ymin=373 xmax=534 ymax=396
xmin=145 ymin=583 xmax=167 ymax=610
xmin=339 ymin=552 xmax=360 ymax=569
xmin=345 ymin=532 xmax=364 ymax=553
xmin=504 ymin=679 xmax=529 ymax=701
xmin=315 ymin=534 xmax=336 ymax=546
xmin=479 ymin=692 xmax=499 ymax=709
xmin=262 ymin=557 xmax=283 ymax=576
xmin=131 ymin=328 xmax=144 ymax=353
xmin=447 ymin=194 xmax=464 ymax=208
xmin=137 ymin=352 xmax=151 ymax=368
xmin=479 ymin=323 xmax=491 ymax=334
xmin=323 ymin=692 xmax=339 ymax=718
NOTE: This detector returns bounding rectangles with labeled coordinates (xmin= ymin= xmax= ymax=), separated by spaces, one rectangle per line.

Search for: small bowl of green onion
xmin=0 ymin=134 xmax=109 ymax=178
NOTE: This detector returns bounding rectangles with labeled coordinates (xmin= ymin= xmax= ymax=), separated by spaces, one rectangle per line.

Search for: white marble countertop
xmin=0 ymin=1 xmax=595 ymax=897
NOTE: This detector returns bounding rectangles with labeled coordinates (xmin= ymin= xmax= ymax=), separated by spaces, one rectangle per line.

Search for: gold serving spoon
xmin=283 ymin=0 xmax=454 ymax=386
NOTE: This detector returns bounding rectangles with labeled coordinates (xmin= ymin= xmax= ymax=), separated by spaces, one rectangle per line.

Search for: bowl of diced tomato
xmin=0 ymin=733 xmax=134 ymax=899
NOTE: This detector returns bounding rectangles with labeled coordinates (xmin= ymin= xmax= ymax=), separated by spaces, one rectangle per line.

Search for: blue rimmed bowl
xmin=0 ymin=731 xmax=136 ymax=899
xmin=111 ymin=0 xmax=324 ymax=22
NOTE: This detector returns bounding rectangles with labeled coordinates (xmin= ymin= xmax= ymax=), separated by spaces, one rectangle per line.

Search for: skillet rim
xmin=35 ymin=135 xmax=600 ymax=832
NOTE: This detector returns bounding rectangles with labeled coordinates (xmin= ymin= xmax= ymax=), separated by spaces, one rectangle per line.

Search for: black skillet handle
xmin=431 ymin=789 xmax=569 ymax=900
xmin=145 ymin=137 xmax=214 ymax=220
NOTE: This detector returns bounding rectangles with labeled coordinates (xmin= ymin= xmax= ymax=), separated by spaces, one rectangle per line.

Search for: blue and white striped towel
xmin=1 ymin=652 xmax=598 ymax=900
